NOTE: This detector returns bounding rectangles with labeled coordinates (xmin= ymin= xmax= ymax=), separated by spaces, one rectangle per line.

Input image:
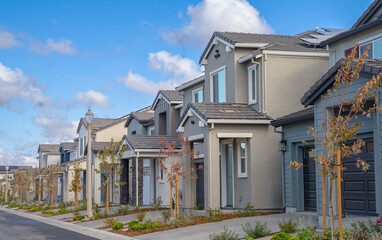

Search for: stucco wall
xmin=96 ymin=121 xmax=125 ymax=142
xmin=182 ymin=81 xmax=205 ymax=108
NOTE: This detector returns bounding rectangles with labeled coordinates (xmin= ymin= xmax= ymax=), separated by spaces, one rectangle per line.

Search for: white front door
xmin=143 ymin=159 xmax=151 ymax=205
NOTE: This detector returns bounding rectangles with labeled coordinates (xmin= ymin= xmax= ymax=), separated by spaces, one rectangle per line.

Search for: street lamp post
xmin=5 ymin=164 xmax=9 ymax=203
xmin=85 ymin=107 xmax=94 ymax=218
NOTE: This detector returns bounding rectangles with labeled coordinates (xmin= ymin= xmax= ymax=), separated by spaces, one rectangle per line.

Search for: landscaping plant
xmin=209 ymin=226 xmax=239 ymax=240
xmin=270 ymin=232 xmax=293 ymax=240
xmin=69 ymin=163 xmax=83 ymax=211
xmin=151 ymin=197 xmax=163 ymax=210
xmin=290 ymin=43 xmax=382 ymax=239
xmin=44 ymin=163 xmax=62 ymax=208
xmin=112 ymin=222 xmax=124 ymax=230
xmin=95 ymin=138 xmax=126 ymax=215
xmin=207 ymin=208 xmax=223 ymax=222
xmin=73 ymin=214 xmax=85 ymax=221
xmin=103 ymin=217 xmax=118 ymax=228
xmin=242 ymin=221 xmax=271 ymax=239
xmin=235 ymin=202 xmax=260 ymax=217
xmin=278 ymin=219 xmax=298 ymax=233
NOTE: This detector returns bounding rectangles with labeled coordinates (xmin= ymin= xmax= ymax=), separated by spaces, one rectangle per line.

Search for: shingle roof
xmin=176 ymin=75 xmax=205 ymax=92
xmin=77 ymin=117 xmax=125 ymax=134
xmin=352 ymin=0 xmax=382 ymax=29
xmin=91 ymin=142 xmax=111 ymax=151
xmin=301 ymin=59 xmax=382 ymax=106
xmin=159 ymin=90 xmax=182 ymax=102
xmin=125 ymin=110 xmax=154 ymax=127
xmin=124 ymin=135 xmax=182 ymax=150
xmin=0 ymin=166 xmax=33 ymax=174
xmin=271 ymin=108 xmax=314 ymax=127
xmin=38 ymin=144 xmax=60 ymax=154
xmin=60 ymin=142 xmax=77 ymax=151
xmin=183 ymin=103 xmax=272 ymax=122
xmin=200 ymin=31 xmax=324 ymax=64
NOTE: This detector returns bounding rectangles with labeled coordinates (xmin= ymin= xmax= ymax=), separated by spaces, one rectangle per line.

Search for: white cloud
xmin=0 ymin=62 xmax=51 ymax=107
xmin=162 ymin=0 xmax=273 ymax=46
xmin=0 ymin=31 xmax=23 ymax=49
xmin=0 ymin=147 xmax=38 ymax=166
xmin=30 ymin=38 xmax=76 ymax=55
xmin=33 ymin=117 xmax=78 ymax=143
xmin=118 ymin=51 xmax=201 ymax=95
xmin=75 ymin=90 xmax=110 ymax=108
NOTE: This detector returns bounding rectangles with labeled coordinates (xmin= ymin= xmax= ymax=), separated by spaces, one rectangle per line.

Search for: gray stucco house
xmin=120 ymin=90 xmax=182 ymax=206
xmin=176 ymin=30 xmax=331 ymax=210
xmin=272 ymin=0 xmax=382 ymax=218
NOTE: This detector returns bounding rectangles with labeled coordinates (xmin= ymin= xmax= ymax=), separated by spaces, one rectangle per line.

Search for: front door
xmin=143 ymin=159 xmax=151 ymax=205
xmin=195 ymin=163 xmax=204 ymax=207
xmin=101 ymin=174 xmax=107 ymax=203
xmin=303 ymin=147 xmax=316 ymax=212
xmin=226 ymin=144 xmax=234 ymax=207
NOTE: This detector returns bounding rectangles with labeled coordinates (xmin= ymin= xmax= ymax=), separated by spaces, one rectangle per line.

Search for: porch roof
xmin=123 ymin=135 xmax=182 ymax=151
xmin=301 ymin=59 xmax=382 ymax=107
xmin=271 ymin=107 xmax=314 ymax=127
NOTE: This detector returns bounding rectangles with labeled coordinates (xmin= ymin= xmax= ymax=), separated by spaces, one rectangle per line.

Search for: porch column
xmin=183 ymin=142 xmax=194 ymax=209
xmin=120 ymin=159 xmax=129 ymax=205
xmin=208 ymin=130 xmax=220 ymax=209
xmin=132 ymin=157 xmax=143 ymax=206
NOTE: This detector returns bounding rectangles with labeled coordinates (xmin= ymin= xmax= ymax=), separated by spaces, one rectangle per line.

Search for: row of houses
xmin=35 ymin=0 xmax=382 ymax=219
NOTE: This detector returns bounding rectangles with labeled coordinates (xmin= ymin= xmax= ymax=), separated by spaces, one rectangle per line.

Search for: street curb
xmin=0 ymin=207 xmax=138 ymax=240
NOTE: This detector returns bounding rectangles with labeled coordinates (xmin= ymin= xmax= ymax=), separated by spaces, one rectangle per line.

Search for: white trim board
xmin=207 ymin=119 xmax=271 ymax=124
xmin=217 ymin=133 xmax=253 ymax=138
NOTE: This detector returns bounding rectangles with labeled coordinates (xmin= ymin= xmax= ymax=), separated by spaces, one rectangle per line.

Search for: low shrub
xmin=278 ymin=219 xmax=298 ymax=233
xmin=103 ymin=217 xmax=118 ymax=228
xmin=58 ymin=208 xmax=71 ymax=214
xmin=235 ymin=203 xmax=260 ymax=217
xmin=43 ymin=206 xmax=51 ymax=211
xmin=136 ymin=211 xmax=146 ymax=221
xmin=73 ymin=214 xmax=85 ymax=221
xmin=19 ymin=206 xmax=30 ymax=209
xmin=117 ymin=206 xmax=130 ymax=214
xmin=209 ymin=226 xmax=239 ymax=240
xmin=93 ymin=212 xmax=99 ymax=219
xmin=151 ymin=222 xmax=162 ymax=229
xmin=112 ymin=222 xmax=124 ymax=230
xmin=128 ymin=220 xmax=139 ymax=228
xmin=29 ymin=206 xmax=43 ymax=212
xmin=8 ymin=203 xmax=16 ymax=208
xmin=195 ymin=203 xmax=204 ymax=210
xmin=242 ymin=221 xmax=271 ymax=239
xmin=151 ymin=197 xmax=163 ymax=210
xmin=45 ymin=210 xmax=58 ymax=215
xmin=271 ymin=232 xmax=292 ymax=240
xmin=207 ymin=208 xmax=223 ymax=222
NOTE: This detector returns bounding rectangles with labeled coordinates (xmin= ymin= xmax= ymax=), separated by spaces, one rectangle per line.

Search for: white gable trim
xmin=200 ymin=36 xmax=235 ymax=66
xmin=217 ymin=133 xmax=253 ymax=138
xmin=151 ymin=93 xmax=170 ymax=110
xmin=207 ymin=119 xmax=271 ymax=124
xmin=177 ymin=108 xmax=207 ymax=133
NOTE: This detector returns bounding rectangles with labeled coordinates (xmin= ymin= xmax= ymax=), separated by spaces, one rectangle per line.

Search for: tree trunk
xmin=28 ymin=190 xmax=31 ymax=202
xmin=176 ymin=174 xmax=179 ymax=217
xmin=170 ymin=173 xmax=173 ymax=217
xmin=329 ymin=179 xmax=335 ymax=240
xmin=18 ymin=189 xmax=20 ymax=201
xmin=75 ymin=188 xmax=78 ymax=210
xmin=106 ymin=177 xmax=109 ymax=215
xmin=50 ymin=182 xmax=54 ymax=209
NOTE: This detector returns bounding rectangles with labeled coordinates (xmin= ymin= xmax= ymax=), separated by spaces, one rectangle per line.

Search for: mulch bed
xmin=113 ymin=212 xmax=278 ymax=237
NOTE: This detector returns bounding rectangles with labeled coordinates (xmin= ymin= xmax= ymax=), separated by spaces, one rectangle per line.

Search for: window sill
xmin=238 ymin=174 xmax=248 ymax=179
xmin=158 ymin=180 xmax=165 ymax=184
xmin=248 ymin=100 xmax=257 ymax=105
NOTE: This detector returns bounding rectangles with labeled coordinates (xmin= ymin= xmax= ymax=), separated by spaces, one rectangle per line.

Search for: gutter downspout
xmin=274 ymin=126 xmax=286 ymax=211
xmin=136 ymin=152 xmax=139 ymax=206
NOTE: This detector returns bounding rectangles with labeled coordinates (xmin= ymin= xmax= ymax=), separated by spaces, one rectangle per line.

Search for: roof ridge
xmin=216 ymin=31 xmax=297 ymax=38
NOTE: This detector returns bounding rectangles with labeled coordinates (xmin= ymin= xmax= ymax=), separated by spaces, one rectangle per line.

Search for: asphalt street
xmin=0 ymin=210 xmax=97 ymax=240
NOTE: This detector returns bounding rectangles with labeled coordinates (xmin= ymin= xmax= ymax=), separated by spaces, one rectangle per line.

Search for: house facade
xmin=272 ymin=0 xmax=382 ymax=218
xmin=177 ymin=31 xmax=330 ymax=210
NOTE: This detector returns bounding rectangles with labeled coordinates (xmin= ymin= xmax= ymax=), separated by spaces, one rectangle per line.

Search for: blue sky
xmin=0 ymin=0 xmax=374 ymax=166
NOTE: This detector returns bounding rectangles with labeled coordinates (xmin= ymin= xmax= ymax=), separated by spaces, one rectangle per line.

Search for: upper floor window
xmin=131 ymin=131 xmax=136 ymax=135
xmin=210 ymin=66 xmax=226 ymax=103
xmin=148 ymin=127 xmax=155 ymax=136
xmin=359 ymin=38 xmax=382 ymax=59
xmin=248 ymin=65 xmax=257 ymax=105
xmin=192 ymin=87 xmax=203 ymax=103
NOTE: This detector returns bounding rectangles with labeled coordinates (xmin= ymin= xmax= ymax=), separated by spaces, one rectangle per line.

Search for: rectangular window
xmin=237 ymin=141 xmax=247 ymax=178
xmin=131 ymin=131 xmax=136 ymax=135
xmin=79 ymin=138 xmax=83 ymax=156
xmin=210 ymin=67 xmax=226 ymax=103
xmin=248 ymin=65 xmax=257 ymax=104
xmin=192 ymin=87 xmax=203 ymax=103
xmin=359 ymin=37 xmax=382 ymax=59
xmin=360 ymin=43 xmax=373 ymax=59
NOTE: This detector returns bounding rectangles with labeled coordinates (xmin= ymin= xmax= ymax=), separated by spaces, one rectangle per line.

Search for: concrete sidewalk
xmin=0 ymin=206 xmax=138 ymax=240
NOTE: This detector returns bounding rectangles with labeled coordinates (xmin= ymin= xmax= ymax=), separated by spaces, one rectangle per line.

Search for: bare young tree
xmin=69 ymin=164 xmax=83 ymax=210
xmin=44 ymin=163 xmax=62 ymax=208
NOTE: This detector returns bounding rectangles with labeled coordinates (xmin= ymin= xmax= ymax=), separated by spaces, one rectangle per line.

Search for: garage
xmin=342 ymin=140 xmax=376 ymax=216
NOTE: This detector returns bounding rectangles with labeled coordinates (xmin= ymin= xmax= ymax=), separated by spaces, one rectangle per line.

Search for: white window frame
xmin=148 ymin=126 xmax=155 ymax=136
xmin=248 ymin=65 xmax=257 ymax=105
xmin=192 ymin=87 xmax=204 ymax=103
xmin=209 ymin=65 xmax=226 ymax=103
xmin=237 ymin=139 xmax=248 ymax=178
xmin=157 ymin=160 xmax=165 ymax=184
xmin=359 ymin=41 xmax=374 ymax=59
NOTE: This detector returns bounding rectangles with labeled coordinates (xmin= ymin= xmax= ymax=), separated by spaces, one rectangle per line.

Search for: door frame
xmin=194 ymin=160 xmax=204 ymax=207
xmin=221 ymin=139 xmax=235 ymax=208
xmin=142 ymin=159 xmax=151 ymax=205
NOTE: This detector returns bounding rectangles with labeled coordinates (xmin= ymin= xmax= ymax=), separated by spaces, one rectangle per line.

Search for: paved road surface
xmin=0 ymin=210 xmax=97 ymax=240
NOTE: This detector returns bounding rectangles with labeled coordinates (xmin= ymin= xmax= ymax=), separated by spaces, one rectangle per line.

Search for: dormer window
xmin=192 ymin=87 xmax=203 ymax=103
xmin=248 ymin=65 xmax=257 ymax=105
xmin=210 ymin=66 xmax=226 ymax=103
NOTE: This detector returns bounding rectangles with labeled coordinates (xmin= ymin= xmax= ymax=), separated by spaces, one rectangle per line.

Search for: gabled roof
xmin=301 ymin=59 xmax=382 ymax=107
xmin=38 ymin=144 xmax=60 ymax=155
xmin=321 ymin=1 xmax=382 ymax=46
xmin=84 ymin=142 xmax=111 ymax=155
xmin=177 ymin=103 xmax=272 ymax=131
xmin=176 ymin=75 xmax=205 ymax=92
xmin=271 ymin=108 xmax=314 ymax=127
xmin=151 ymin=90 xmax=183 ymax=110
xmin=352 ymin=0 xmax=382 ymax=29
xmin=76 ymin=117 xmax=125 ymax=134
xmin=60 ymin=142 xmax=77 ymax=151
xmin=123 ymin=135 xmax=181 ymax=151
xmin=200 ymin=31 xmax=322 ymax=64
xmin=125 ymin=110 xmax=154 ymax=128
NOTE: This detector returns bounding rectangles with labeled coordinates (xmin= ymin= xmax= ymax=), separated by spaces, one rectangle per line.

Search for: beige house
xmin=177 ymin=31 xmax=331 ymax=210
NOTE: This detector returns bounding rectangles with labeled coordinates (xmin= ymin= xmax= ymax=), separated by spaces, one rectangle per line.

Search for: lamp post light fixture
xmin=85 ymin=107 xmax=94 ymax=218
xmin=5 ymin=164 xmax=9 ymax=203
